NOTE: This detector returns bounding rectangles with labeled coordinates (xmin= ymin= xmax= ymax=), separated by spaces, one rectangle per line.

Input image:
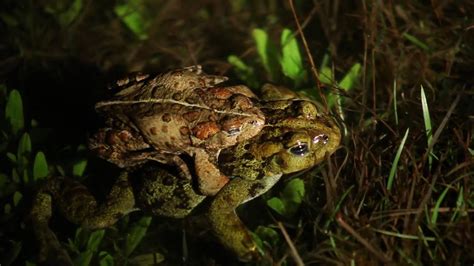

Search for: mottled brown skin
xmin=90 ymin=65 xmax=265 ymax=195
xmin=30 ymin=82 xmax=340 ymax=264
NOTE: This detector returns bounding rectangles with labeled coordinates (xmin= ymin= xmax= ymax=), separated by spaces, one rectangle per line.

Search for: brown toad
xmin=89 ymin=65 xmax=265 ymax=195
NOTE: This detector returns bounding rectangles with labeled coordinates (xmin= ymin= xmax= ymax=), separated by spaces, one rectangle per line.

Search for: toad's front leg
xmin=30 ymin=172 xmax=136 ymax=265
xmin=192 ymin=148 xmax=230 ymax=196
xmin=207 ymin=173 xmax=282 ymax=261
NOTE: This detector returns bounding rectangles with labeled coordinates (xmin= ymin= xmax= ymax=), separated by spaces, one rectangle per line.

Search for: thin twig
xmin=288 ymin=0 xmax=328 ymax=110
xmin=336 ymin=212 xmax=391 ymax=264
xmin=277 ymin=222 xmax=304 ymax=266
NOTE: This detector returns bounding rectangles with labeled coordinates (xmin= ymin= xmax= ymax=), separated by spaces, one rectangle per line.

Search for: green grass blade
xmin=430 ymin=186 xmax=450 ymax=225
xmin=403 ymin=32 xmax=430 ymax=51
xmin=450 ymin=187 xmax=464 ymax=222
xmin=372 ymin=228 xmax=435 ymax=241
xmin=324 ymin=185 xmax=354 ymax=229
xmin=420 ymin=85 xmax=434 ymax=169
xmin=387 ymin=128 xmax=410 ymax=191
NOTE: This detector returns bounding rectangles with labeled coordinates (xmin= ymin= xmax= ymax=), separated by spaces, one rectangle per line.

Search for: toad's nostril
xmin=313 ymin=134 xmax=329 ymax=144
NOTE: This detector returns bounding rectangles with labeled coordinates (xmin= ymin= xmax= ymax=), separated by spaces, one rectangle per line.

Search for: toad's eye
xmin=226 ymin=127 xmax=241 ymax=136
xmin=289 ymin=143 xmax=309 ymax=156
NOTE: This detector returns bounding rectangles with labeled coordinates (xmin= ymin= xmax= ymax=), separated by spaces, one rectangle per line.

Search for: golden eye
xmin=289 ymin=142 xmax=309 ymax=156
xmin=226 ymin=127 xmax=241 ymax=136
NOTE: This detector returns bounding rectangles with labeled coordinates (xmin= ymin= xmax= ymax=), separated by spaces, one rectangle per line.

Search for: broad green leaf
xmin=17 ymin=133 xmax=31 ymax=171
xmin=13 ymin=191 xmax=22 ymax=206
xmin=86 ymin=229 xmax=105 ymax=252
xmin=114 ymin=0 xmax=149 ymax=40
xmin=266 ymin=197 xmax=286 ymax=216
xmin=0 ymin=13 xmax=19 ymax=27
xmin=230 ymin=0 xmax=247 ymax=12
xmin=17 ymin=132 xmax=31 ymax=156
xmin=128 ymin=253 xmax=165 ymax=265
xmin=282 ymin=178 xmax=305 ymax=204
xmin=73 ymin=158 xmax=88 ymax=177
xmin=33 ymin=151 xmax=49 ymax=181
xmin=339 ymin=63 xmax=361 ymax=90
xmin=227 ymin=55 xmax=258 ymax=88
xmin=22 ymin=170 xmax=29 ymax=184
xmin=5 ymin=90 xmax=24 ymax=135
xmin=73 ymin=146 xmax=88 ymax=177
xmin=74 ymin=250 xmax=93 ymax=266
xmin=228 ymin=55 xmax=251 ymax=72
xmin=12 ymin=169 xmax=20 ymax=183
xmin=277 ymin=178 xmax=305 ymax=217
xmin=45 ymin=0 xmax=83 ymax=27
xmin=6 ymin=152 xmax=16 ymax=163
xmin=125 ymin=216 xmax=152 ymax=256
xmin=73 ymin=227 xmax=87 ymax=251
xmin=255 ymin=226 xmax=280 ymax=247
xmin=98 ymin=251 xmax=114 ymax=266
xmin=319 ymin=66 xmax=333 ymax=85
xmin=280 ymin=28 xmax=306 ymax=84
xmin=249 ymin=231 xmax=265 ymax=257
xmin=1 ymin=239 xmax=21 ymax=265
xmin=252 ymin=28 xmax=279 ymax=81
xmin=329 ymin=63 xmax=361 ymax=108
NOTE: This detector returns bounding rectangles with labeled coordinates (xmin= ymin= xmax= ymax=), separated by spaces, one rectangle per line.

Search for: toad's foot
xmin=207 ymin=173 xmax=282 ymax=261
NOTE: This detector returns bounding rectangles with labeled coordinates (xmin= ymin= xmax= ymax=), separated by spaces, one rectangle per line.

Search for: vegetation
xmin=1 ymin=0 xmax=473 ymax=265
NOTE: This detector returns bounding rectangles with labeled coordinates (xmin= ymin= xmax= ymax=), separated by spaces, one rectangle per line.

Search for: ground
xmin=0 ymin=1 xmax=473 ymax=265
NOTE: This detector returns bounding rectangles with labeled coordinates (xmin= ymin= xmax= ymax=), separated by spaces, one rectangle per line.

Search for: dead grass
xmin=0 ymin=0 xmax=472 ymax=265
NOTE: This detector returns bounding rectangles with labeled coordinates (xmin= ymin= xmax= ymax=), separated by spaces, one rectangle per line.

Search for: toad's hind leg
xmin=30 ymin=173 xmax=135 ymax=265
xmin=207 ymin=173 xmax=283 ymax=261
